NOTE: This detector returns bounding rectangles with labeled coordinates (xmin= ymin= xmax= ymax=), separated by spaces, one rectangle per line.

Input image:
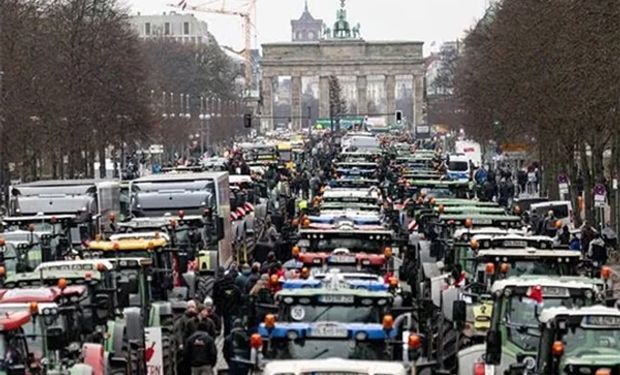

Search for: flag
xmin=526 ymin=285 xmax=544 ymax=307
xmin=177 ymin=0 xmax=187 ymax=10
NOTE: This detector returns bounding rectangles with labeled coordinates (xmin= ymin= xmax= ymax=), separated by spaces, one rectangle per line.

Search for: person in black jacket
xmin=213 ymin=271 xmax=243 ymax=336
xmin=175 ymin=300 xmax=200 ymax=374
xmin=184 ymin=321 xmax=217 ymax=375
xmin=223 ymin=319 xmax=250 ymax=375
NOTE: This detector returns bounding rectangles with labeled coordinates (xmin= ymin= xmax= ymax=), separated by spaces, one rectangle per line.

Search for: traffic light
xmin=243 ymin=113 xmax=252 ymax=128
xmin=395 ymin=110 xmax=403 ymax=124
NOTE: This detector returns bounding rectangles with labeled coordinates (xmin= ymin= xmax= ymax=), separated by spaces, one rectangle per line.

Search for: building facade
xmin=129 ymin=12 xmax=212 ymax=45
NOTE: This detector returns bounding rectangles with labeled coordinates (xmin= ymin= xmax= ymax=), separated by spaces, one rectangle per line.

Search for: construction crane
xmin=170 ymin=0 xmax=256 ymax=92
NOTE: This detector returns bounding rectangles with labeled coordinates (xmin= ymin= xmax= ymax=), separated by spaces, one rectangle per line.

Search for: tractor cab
xmin=523 ymin=306 xmax=620 ymax=375
xmin=85 ymin=238 xmax=181 ymax=302
xmin=0 ymin=286 xmax=95 ymax=374
xmin=294 ymin=225 xmax=395 ymax=275
xmin=460 ymin=276 xmax=606 ymax=375
xmin=250 ymin=282 xmax=414 ymax=368
xmin=4 ymin=260 xmax=116 ymax=332
xmin=0 ymin=311 xmax=33 ymax=375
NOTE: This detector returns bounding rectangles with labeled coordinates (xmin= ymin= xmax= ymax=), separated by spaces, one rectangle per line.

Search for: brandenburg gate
xmin=260 ymin=0 xmax=425 ymax=131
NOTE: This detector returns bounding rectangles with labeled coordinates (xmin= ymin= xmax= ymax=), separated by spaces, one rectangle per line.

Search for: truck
xmin=129 ymin=172 xmax=232 ymax=266
xmin=8 ymin=180 xmax=121 ymax=246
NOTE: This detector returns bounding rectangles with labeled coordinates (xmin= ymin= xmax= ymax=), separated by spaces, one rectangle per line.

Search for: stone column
xmin=385 ymin=74 xmax=396 ymax=124
xmin=291 ymin=76 xmax=302 ymax=129
xmin=413 ymin=74 xmax=424 ymax=129
xmin=319 ymin=76 xmax=330 ymax=118
xmin=260 ymin=76 xmax=274 ymax=131
xmin=356 ymin=75 xmax=367 ymax=116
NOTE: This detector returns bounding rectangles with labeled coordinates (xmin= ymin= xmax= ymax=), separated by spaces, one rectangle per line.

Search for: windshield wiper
xmin=312 ymin=348 xmax=330 ymax=359
xmin=505 ymin=321 xmax=540 ymax=336
xmin=312 ymin=306 xmax=335 ymax=322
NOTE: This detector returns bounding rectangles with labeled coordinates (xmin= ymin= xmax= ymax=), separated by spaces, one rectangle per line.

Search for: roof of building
xmin=293 ymin=1 xmax=322 ymax=23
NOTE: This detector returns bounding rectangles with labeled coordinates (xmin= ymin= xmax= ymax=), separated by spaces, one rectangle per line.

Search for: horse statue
xmin=352 ymin=23 xmax=361 ymax=39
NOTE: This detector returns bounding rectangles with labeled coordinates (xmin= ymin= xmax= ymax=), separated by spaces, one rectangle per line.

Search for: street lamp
xmin=199 ymin=96 xmax=205 ymax=155
xmin=162 ymin=91 xmax=168 ymax=119
xmin=185 ymin=94 xmax=191 ymax=119
xmin=179 ymin=93 xmax=185 ymax=118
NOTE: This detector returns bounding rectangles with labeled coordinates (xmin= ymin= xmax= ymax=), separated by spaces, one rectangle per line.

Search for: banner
xmin=145 ymin=327 xmax=163 ymax=375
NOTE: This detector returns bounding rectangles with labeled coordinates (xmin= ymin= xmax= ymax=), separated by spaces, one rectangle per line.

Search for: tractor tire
xmin=119 ymin=336 xmax=143 ymax=375
xmin=129 ymin=347 xmax=143 ymax=375
xmin=161 ymin=329 xmax=176 ymax=375
xmin=438 ymin=320 xmax=459 ymax=373
xmin=196 ymin=275 xmax=215 ymax=303
xmin=114 ymin=347 xmax=140 ymax=375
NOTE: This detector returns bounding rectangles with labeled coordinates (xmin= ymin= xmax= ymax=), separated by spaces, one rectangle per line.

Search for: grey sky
xmin=125 ymin=0 xmax=488 ymax=53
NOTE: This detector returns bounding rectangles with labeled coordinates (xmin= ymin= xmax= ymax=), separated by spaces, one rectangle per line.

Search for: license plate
xmin=309 ymin=324 xmax=348 ymax=338
xmin=329 ymin=255 xmax=356 ymax=264
xmin=319 ymin=295 xmax=354 ymax=304
xmin=503 ymin=240 xmax=527 ymax=248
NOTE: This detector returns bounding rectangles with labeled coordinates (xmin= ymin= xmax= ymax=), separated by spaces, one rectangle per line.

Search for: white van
xmin=530 ymin=200 xmax=574 ymax=229
xmin=455 ymin=140 xmax=482 ymax=167
xmin=341 ymin=134 xmax=380 ymax=153
xmin=447 ymin=154 xmax=471 ymax=182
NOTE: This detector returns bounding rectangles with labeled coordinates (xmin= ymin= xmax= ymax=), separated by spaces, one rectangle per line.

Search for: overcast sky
xmin=125 ymin=0 xmax=489 ymax=54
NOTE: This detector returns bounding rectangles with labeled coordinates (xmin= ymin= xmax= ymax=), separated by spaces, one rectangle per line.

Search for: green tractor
xmin=457 ymin=275 xmax=606 ymax=375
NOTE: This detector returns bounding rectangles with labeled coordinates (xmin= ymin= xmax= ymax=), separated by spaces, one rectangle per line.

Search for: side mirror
xmin=452 ymin=300 xmax=467 ymax=325
xmin=216 ymin=217 xmax=225 ymax=241
xmin=485 ymin=330 xmax=502 ymax=365
xmin=46 ymin=326 xmax=66 ymax=351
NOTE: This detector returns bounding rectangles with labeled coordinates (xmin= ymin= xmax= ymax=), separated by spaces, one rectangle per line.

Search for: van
xmin=530 ymin=200 xmax=574 ymax=229
xmin=447 ymin=154 xmax=471 ymax=182
xmin=455 ymin=140 xmax=482 ymax=167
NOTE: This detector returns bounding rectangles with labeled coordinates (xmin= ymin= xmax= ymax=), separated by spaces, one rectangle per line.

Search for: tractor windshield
xmin=562 ymin=327 xmax=620 ymax=358
xmin=265 ymin=338 xmax=389 ymax=361
xmin=281 ymin=304 xmax=382 ymax=324
xmin=505 ymin=296 xmax=588 ymax=352
xmin=314 ymin=238 xmax=384 ymax=253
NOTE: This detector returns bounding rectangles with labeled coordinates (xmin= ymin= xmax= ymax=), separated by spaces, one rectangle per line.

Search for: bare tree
xmin=456 ymin=0 xmax=620 ymax=223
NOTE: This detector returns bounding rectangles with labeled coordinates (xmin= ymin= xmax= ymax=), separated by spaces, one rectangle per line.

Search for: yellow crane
xmin=170 ymin=0 xmax=256 ymax=92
